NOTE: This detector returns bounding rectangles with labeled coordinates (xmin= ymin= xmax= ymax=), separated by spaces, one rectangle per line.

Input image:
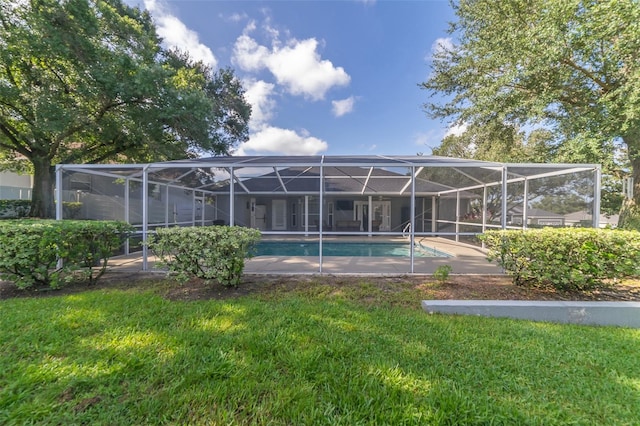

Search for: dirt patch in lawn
xmin=3 ymin=272 xmax=640 ymax=302
xmin=161 ymin=274 xmax=640 ymax=302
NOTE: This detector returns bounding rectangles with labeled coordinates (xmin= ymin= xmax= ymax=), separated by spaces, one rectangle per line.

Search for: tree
xmin=432 ymin=121 xmax=555 ymax=163
xmin=0 ymin=0 xmax=250 ymax=218
xmin=431 ymin=120 xmax=625 ymax=215
xmin=421 ymin=0 xmax=640 ymax=221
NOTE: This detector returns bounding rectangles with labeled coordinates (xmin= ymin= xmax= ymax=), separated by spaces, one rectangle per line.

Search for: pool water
xmin=254 ymin=241 xmax=451 ymax=258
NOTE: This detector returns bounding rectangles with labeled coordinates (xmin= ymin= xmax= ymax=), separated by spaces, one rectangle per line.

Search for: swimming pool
xmin=254 ymin=241 xmax=451 ymax=258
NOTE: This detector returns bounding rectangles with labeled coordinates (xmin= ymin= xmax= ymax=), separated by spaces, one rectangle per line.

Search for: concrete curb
xmin=422 ymin=300 xmax=640 ymax=328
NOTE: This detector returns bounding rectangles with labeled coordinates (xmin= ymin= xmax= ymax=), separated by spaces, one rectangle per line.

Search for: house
xmin=564 ymin=210 xmax=619 ymax=228
xmin=209 ymin=165 xmax=459 ymax=234
xmin=508 ymin=206 xmax=566 ymax=227
xmin=0 ymin=171 xmax=32 ymax=200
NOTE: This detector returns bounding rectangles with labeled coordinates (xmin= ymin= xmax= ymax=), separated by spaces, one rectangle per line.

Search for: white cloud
xmin=143 ymin=0 xmax=217 ymax=68
xmin=331 ymin=96 xmax=356 ymax=117
xmin=229 ymin=17 xmax=349 ymax=154
xmin=233 ymin=34 xmax=270 ymax=72
xmin=428 ymin=37 xmax=454 ymax=61
xmin=226 ymin=12 xmax=248 ymax=23
xmin=411 ymin=129 xmax=449 ymax=155
xmin=444 ymin=122 xmax=468 ymax=137
xmin=267 ymin=39 xmax=350 ymax=100
xmin=243 ymin=79 xmax=277 ymax=131
xmin=235 ymin=127 xmax=328 ymax=156
xmin=232 ymin=25 xmax=350 ymax=100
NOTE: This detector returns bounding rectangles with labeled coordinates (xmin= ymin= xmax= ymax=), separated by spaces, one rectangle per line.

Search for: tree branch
xmin=0 ymin=122 xmax=33 ymax=157
xmin=561 ymin=57 xmax=612 ymax=92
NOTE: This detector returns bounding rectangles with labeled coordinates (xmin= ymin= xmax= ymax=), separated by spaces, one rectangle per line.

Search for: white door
xmin=353 ymin=201 xmax=368 ymax=231
xmin=272 ymin=200 xmax=287 ymax=230
xmin=373 ymin=201 xmax=391 ymax=231
xmin=254 ymin=205 xmax=267 ymax=230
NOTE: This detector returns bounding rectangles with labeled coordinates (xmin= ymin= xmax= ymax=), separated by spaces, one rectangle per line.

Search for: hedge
xmin=147 ymin=225 xmax=261 ymax=286
xmin=480 ymin=228 xmax=640 ymax=291
xmin=0 ymin=200 xmax=83 ymax=219
xmin=0 ymin=200 xmax=30 ymax=219
xmin=0 ymin=220 xmax=134 ymax=289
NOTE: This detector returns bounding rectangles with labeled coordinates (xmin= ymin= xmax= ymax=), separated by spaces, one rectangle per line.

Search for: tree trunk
xmin=30 ymin=156 xmax=55 ymax=219
xmin=618 ymin=130 xmax=640 ymax=229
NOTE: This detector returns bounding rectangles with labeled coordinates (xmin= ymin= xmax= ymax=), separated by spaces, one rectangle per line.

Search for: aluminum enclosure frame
xmin=55 ymin=155 xmax=601 ymax=274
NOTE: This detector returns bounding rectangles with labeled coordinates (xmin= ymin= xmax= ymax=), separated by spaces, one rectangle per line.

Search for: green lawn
xmin=1 ymin=280 xmax=639 ymax=425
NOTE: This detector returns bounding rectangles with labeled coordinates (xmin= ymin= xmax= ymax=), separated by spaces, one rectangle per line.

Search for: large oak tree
xmin=422 ymin=0 xmax=639 ymax=223
xmin=0 ymin=0 xmax=250 ymax=218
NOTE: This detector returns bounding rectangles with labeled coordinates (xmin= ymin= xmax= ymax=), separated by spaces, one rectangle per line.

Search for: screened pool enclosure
xmin=55 ymin=155 xmax=601 ymax=273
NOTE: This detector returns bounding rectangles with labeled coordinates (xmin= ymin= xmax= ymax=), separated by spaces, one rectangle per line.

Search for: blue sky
xmin=126 ymin=0 xmax=459 ymax=156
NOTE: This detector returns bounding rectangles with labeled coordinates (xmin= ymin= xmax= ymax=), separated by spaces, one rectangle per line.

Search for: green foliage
xmin=433 ymin=264 xmax=452 ymax=284
xmin=62 ymin=201 xmax=82 ymax=219
xmin=0 ymin=199 xmax=30 ymax=219
xmin=530 ymin=193 xmax=590 ymax=215
xmin=0 ymin=220 xmax=133 ymax=289
xmin=0 ymin=0 xmax=250 ymax=218
xmin=431 ymin=121 xmax=554 ymax=163
xmin=480 ymin=228 xmax=640 ymax=291
xmin=147 ymin=226 xmax=261 ymax=286
xmin=618 ymin=199 xmax=640 ymax=231
xmin=2 ymin=284 xmax=640 ymax=424
xmin=422 ymin=0 xmax=640 ymax=206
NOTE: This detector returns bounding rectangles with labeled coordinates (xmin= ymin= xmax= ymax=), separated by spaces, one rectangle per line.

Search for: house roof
xmin=220 ymin=165 xmax=457 ymax=195
xmin=510 ymin=206 xmax=565 ymax=218
xmin=57 ymin=155 xmax=599 ymax=197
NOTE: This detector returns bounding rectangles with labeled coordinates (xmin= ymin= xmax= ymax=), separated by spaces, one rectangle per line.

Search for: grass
xmin=1 ymin=279 xmax=640 ymax=425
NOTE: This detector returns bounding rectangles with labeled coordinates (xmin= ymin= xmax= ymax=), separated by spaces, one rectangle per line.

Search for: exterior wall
xmin=0 ymin=171 xmax=32 ymax=200
xmin=62 ymin=173 xmax=216 ymax=226
xmin=219 ymin=195 xmax=435 ymax=234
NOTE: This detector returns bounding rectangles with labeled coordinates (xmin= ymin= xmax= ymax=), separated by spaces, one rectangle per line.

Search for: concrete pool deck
xmin=106 ymin=237 xmax=502 ymax=276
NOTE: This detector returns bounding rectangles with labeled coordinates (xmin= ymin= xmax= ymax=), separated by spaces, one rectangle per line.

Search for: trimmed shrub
xmin=0 ymin=200 xmax=30 ymax=219
xmin=147 ymin=226 xmax=261 ymax=286
xmin=480 ymin=228 xmax=640 ymax=291
xmin=0 ymin=220 xmax=133 ymax=289
xmin=62 ymin=201 xmax=83 ymax=219
xmin=60 ymin=220 xmax=134 ymax=284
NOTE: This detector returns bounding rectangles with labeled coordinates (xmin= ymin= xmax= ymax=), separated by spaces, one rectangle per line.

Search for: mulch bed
xmin=2 ymin=273 xmax=640 ymax=302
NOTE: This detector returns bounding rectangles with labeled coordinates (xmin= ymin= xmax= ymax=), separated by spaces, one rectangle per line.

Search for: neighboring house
xmin=62 ymin=171 xmax=212 ymax=225
xmin=564 ymin=210 xmax=619 ymax=228
xmin=598 ymin=214 xmax=619 ymax=228
xmin=0 ymin=171 xmax=32 ymax=200
xmin=507 ymin=206 xmax=566 ymax=227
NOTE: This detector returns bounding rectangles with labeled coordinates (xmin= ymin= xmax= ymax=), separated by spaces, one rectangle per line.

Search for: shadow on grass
xmin=1 ymin=284 xmax=640 ymax=424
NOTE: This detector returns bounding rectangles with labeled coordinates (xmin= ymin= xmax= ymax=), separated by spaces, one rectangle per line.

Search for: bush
xmin=147 ymin=226 xmax=261 ymax=286
xmin=0 ymin=199 xmax=30 ymax=219
xmin=480 ymin=228 xmax=640 ymax=291
xmin=433 ymin=265 xmax=452 ymax=284
xmin=0 ymin=220 xmax=134 ymax=289
xmin=62 ymin=201 xmax=83 ymax=219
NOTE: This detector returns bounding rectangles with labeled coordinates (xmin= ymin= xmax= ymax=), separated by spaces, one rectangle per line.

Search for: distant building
xmin=508 ymin=206 xmax=565 ymax=227
xmin=564 ymin=210 xmax=619 ymax=228
xmin=0 ymin=171 xmax=32 ymax=200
